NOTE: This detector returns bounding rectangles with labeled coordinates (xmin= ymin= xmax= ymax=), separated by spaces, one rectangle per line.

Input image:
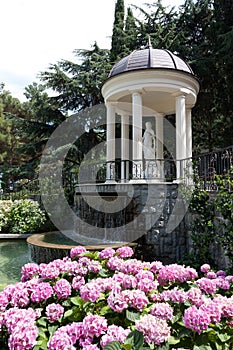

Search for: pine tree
xmin=40 ymin=43 xmax=111 ymax=112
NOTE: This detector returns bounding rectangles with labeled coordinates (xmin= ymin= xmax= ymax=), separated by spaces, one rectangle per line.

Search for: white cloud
xmin=0 ymin=0 xmax=183 ymax=101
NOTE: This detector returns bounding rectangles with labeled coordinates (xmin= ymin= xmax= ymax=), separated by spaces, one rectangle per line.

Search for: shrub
xmin=0 ymin=200 xmax=13 ymax=232
xmin=0 ymin=199 xmax=46 ymax=234
xmin=0 ymin=246 xmax=233 ymax=349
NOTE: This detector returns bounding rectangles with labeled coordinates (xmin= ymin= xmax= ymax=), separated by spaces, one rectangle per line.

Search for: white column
xmin=106 ymin=103 xmax=116 ymax=182
xmin=186 ymin=107 xmax=192 ymax=160
xmin=121 ymin=114 xmax=129 ymax=182
xmin=132 ymin=92 xmax=143 ymax=180
xmin=176 ymin=94 xmax=186 ymax=180
xmin=186 ymin=107 xmax=193 ymax=180
xmin=156 ymin=115 xmax=164 ymax=179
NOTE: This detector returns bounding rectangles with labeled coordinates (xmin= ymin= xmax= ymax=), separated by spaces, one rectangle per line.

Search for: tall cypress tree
xmin=110 ymin=0 xmax=125 ymax=62
xmin=124 ymin=7 xmax=138 ymax=53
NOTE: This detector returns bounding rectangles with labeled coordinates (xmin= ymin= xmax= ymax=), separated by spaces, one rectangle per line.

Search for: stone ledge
xmin=0 ymin=233 xmax=32 ymax=239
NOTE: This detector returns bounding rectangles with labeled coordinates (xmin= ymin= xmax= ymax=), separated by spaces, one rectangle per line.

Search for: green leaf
xmin=70 ymin=296 xmax=83 ymax=306
xmin=48 ymin=325 xmax=58 ymax=337
xmin=100 ymin=305 xmax=112 ymax=316
xmin=157 ymin=344 xmax=169 ymax=350
xmin=38 ymin=328 xmax=47 ymax=340
xmin=37 ymin=317 xmax=47 ymax=328
xmin=170 ymin=312 xmax=182 ymax=324
xmin=33 ymin=338 xmax=48 ymax=350
xmin=168 ymin=335 xmax=180 ymax=345
xmin=126 ymin=310 xmax=141 ymax=322
xmin=122 ymin=344 xmax=132 ymax=350
xmin=207 ymin=330 xmax=218 ymax=343
xmin=103 ymin=340 xmax=122 ymax=350
xmin=99 ymin=268 xmax=110 ymax=277
xmin=64 ymin=309 xmax=73 ymax=318
xmin=125 ymin=330 xmax=144 ymax=349
xmin=193 ymin=345 xmax=212 ymax=350
xmin=217 ymin=332 xmax=231 ymax=343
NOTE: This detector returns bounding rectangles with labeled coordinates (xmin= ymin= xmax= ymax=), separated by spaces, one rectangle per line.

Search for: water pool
xmin=0 ymin=240 xmax=30 ymax=290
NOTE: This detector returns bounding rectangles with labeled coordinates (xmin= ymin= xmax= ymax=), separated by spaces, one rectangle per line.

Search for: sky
xmin=0 ymin=0 xmax=184 ymax=102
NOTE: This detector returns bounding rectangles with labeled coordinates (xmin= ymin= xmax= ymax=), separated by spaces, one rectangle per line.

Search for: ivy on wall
xmin=188 ymin=169 xmax=233 ymax=271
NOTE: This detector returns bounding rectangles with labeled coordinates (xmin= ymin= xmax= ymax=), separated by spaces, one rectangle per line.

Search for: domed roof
xmin=108 ymin=46 xmax=194 ymax=78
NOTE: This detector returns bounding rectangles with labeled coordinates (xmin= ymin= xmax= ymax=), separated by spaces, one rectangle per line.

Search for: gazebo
xmin=74 ymin=45 xmax=200 ymax=261
xmin=101 ymin=43 xmax=200 ymax=183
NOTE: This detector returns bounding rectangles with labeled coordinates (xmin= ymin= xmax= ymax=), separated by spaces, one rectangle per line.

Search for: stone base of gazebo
xmin=74 ymin=182 xmax=188 ymax=263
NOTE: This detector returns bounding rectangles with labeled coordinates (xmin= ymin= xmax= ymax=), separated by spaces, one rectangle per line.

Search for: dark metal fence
xmin=193 ymin=145 xmax=233 ymax=190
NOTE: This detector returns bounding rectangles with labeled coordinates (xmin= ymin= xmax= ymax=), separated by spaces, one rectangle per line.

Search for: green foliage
xmin=188 ymin=186 xmax=217 ymax=269
xmin=0 ymin=200 xmax=12 ymax=231
xmin=215 ymin=169 xmax=233 ymax=264
xmin=40 ymin=43 xmax=110 ymax=112
xmin=188 ymin=168 xmax=233 ymax=269
xmin=0 ymin=199 xmax=46 ymax=234
xmin=110 ymin=0 xmax=125 ymax=62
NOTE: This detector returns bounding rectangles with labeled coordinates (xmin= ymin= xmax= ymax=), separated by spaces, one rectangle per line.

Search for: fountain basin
xmin=27 ymin=231 xmax=137 ymax=264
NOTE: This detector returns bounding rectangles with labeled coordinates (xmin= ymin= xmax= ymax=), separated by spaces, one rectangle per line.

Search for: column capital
xmin=130 ymin=89 xmax=143 ymax=96
xmin=172 ymin=88 xmax=190 ymax=98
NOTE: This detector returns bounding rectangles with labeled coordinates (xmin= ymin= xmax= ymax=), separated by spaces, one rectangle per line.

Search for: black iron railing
xmin=193 ymin=145 xmax=233 ymax=190
xmin=1 ymin=146 xmax=232 ymax=198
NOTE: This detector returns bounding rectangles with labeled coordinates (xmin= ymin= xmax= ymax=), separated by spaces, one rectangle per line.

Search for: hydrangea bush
xmin=0 ymin=246 xmax=233 ymax=349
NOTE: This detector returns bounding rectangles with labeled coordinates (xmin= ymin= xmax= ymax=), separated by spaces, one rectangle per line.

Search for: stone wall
xmin=74 ymin=182 xmax=189 ymax=264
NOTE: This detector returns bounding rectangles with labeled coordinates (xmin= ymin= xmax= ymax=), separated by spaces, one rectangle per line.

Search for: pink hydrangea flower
xmin=39 ymin=263 xmax=60 ymax=280
xmin=184 ymin=305 xmax=211 ymax=334
xmin=21 ymin=262 xmax=39 ymax=282
xmin=107 ymin=256 xmax=123 ymax=271
xmin=54 ymin=279 xmax=71 ymax=299
xmin=98 ymin=247 xmax=115 ymax=259
xmin=121 ymin=259 xmax=143 ymax=275
xmin=200 ymin=264 xmax=211 ymax=273
xmin=72 ymin=275 xmax=85 ymax=290
xmin=116 ymin=246 xmax=134 ymax=258
xmin=10 ymin=283 xmax=30 ymax=308
xmin=8 ymin=321 xmax=38 ymax=350
xmin=137 ymin=278 xmax=158 ymax=293
xmin=46 ymin=303 xmax=64 ymax=322
xmin=70 ymin=246 xmax=87 ymax=259
xmin=80 ymin=282 xmax=101 ymax=302
xmin=206 ymin=271 xmax=217 ymax=279
xmin=0 ymin=290 xmax=10 ymax=311
xmin=135 ymin=314 xmax=171 ymax=345
xmin=160 ymin=287 xmax=187 ymax=303
xmin=107 ymin=290 xmax=128 ymax=312
xmin=149 ymin=261 xmax=164 ymax=273
xmin=158 ymin=264 xmax=198 ymax=285
xmin=127 ymin=289 xmax=149 ymax=311
xmin=82 ymin=345 xmax=100 ymax=350
xmin=87 ymin=260 xmax=102 ymax=273
xmin=4 ymin=307 xmax=38 ymax=334
xmin=48 ymin=329 xmax=75 ymax=350
xmin=150 ymin=302 xmax=173 ymax=320
xmin=200 ymin=300 xmax=222 ymax=323
xmin=216 ymin=270 xmax=226 ymax=278
xmin=31 ymin=282 xmax=54 ymax=303
xmin=136 ymin=270 xmax=154 ymax=281
xmin=82 ymin=314 xmax=108 ymax=338
xmin=100 ymin=325 xmax=130 ymax=347
xmin=186 ymin=287 xmax=206 ymax=307
xmin=196 ymin=277 xmax=217 ymax=294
